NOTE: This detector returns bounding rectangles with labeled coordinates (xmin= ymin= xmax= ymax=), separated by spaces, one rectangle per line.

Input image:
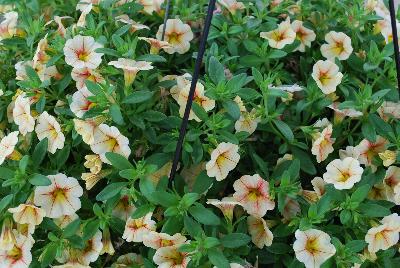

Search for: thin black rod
xmin=169 ymin=0 xmax=217 ymax=181
xmin=161 ymin=0 xmax=172 ymax=41
xmin=389 ymin=0 xmax=400 ymax=90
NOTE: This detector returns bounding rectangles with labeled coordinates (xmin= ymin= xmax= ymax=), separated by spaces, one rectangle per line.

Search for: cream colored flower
xmin=70 ymin=87 xmax=95 ymax=118
xmin=365 ymin=213 xmax=400 ymax=253
xmin=156 ymin=19 xmax=194 ymax=54
xmin=312 ymin=177 xmax=326 ymax=198
xmin=293 ymin=229 xmax=336 ymax=268
xmin=15 ymin=60 xmax=59 ymax=82
xmin=63 ymin=35 xmax=103 ymax=69
xmin=0 ymin=218 xmax=15 ymax=251
xmin=100 ymin=227 xmax=115 ymax=255
xmin=378 ymin=101 xmax=400 ymax=121
xmin=111 ymin=253 xmax=143 ymax=268
xmin=170 ymin=73 xmax=191 ymax=101
xmin=321 ymin=31 xmax=353 ymax=60
xmin=0 ymin=232 xmax=33 ymax=268
xmin=79 ymin=230 xmax=103 ymax=265
xmin=206 ymin=142 xmax=240 ymax=181
xmin=276 ymin=153 xmax=293 ymax=165
xmin=235 ymin=109 xmax=260 ymax=134
xmin=328 ymin=102 xmax=363 ymax=124
xmin=54 ymin=213 xmax=79 ymax=228
xmin=339 ymin=146 xmax=361 ymax=160
xmin=247 ymin=216 xmax=273 ymax=248
xmin=76 ymin=3 xmax=93 ymax=28
xmin=90 ymin=124 xmax=131 ymax=164
xmin=8 ymin=204 xmax=45 ymax=226
xmin=35 ymin=112 xmax=65 ymax=154
xmin=233 ymin=174 xmax=275 ymax=217
xmin=81 ymin=170 xmax=110 ymax=190
xmin=148 ymin=161 xmax=172 ymax=185
xmin=71 ymin=67 xmax=104 ymax=89
xmin=138 ymin=0 xmax=164 ymax=15
xmin=13 ymin=94 xmax=35 ymax=136
xmin=379 ymin=150 xmax=397 ymax=167
xmin=383 ymin=166 xmax=400 ymax=204
xmin=291 ymin=20 xmax=316 ymax=52
xmin=112 ymin=195 xmax=135 ymax=221
xmin=218 ymin=0 xmax=245 ymax=14
xmin=143 ymin=231 xmax=186 ymax=249
xmin=33 ymin=34 xmax=50 ymax=66
xmin=139 ymin=37 xmax=172 ymax=54
xmin=0 ymin=11 xmax=18 ymax=41
xmin=282 ymin=197 xmax=301 ymax=221
xmin=176 ymin=82 xmax=215 ymax=122
xmin=206 ymin=197 xmax=241 ymax=221
xmin=122 ymin=213 xmax=156 ymax=242
xmin=312 ymin=60 xmax=343 ymax=94
xmin=153 ymin=245 xmax=190 ymax=268
xmin=355 ymin=136 xmax=388 ymax=167
xmin=34 ymin=173 xmax=83 ymax=218
xmin=108 ymin=58 xmax=153 ymax=87
xmin=73 ymin=118 xmax=99 ymax=145
xmin=311 ymin=124 xmax=335 ymax=163
xmin=0 ymin=131 xmax=19 ymax=165
xmin=260 ymin=19 xmax=296 ymax=49
xmin=84 ymin=154 xmax=102 ymax=174
xmin=45 ymin=16 xmax=71 ymax=38
xmin=116 ymin=15 xmax=150 ymax=32
xmin=323 ymin=157 xmax=363 ymax=190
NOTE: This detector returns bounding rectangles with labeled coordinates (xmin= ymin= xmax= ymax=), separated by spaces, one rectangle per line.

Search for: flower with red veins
xmin=143 ymin=231 xmax=186 ymax=249
xmin=218 ymin=0 xmax=245 ymax=14
xmin=323 ymin=157 xmax=363 ymax=190
xmin=122 ymin=213 xmax=156 ymax=242
xmin=35 ymin=111 xmax=65 ymax=154
xmin=0 ymin=232 xmax=33 ymax=268
xmin=312 ymin=60 xmax=343 ymax=94
xmin=247 ymin=216 xmax=273 ymax=248
xmin=63 ymin=35 xmax=103 ymax=69
xmin=365 ymin=213 xmax=400 ymax=253
xmin=355 ymin=136 xmax=388 ymax=167
xmin=153 ymin=244 xmax=191 ymax=268
xmin=260 ymin=18 xmax=296 ymax=49
xmin=0 ymin=131 xmax=19 ymax=165
xmin=320 ymin=31 xmax=353 ymax=60
xmin=71 ymin=67 xmax=104 ymax=89
xmin=34 ymin=173 xmax=83 ymax=218
xmin=383 ymin=166 xmax=400 ymax=204
xmin=139 ymin=37 xmax=172 ymax=54
xmin=13 ymin=94 xmax=35 ymax=136
xmin=291 ymin=20 xmax=316 ymax=52
xmin=73 ymin=118 xmax=102 ymax=145
xmin=311 ymin=124 xmax=335 ymax=163
xmin=206 ymin=197 xmax=241 ymax=221
xmin=112 ymin=195 xmax=135 ymax=221
xmin=206 ymin=142 xmax=240 ymax=181
xmin=116 ymin=15 xmax=150 ymax=33
xmin=108 ymin=58 xmax=153 ymax=87
xmin=156 ymin=19 xmax=194 ymax=54
xmin=378 ymin=101 xmax=400 ymax=121
xmin=8 ymin=203 xmax=45 ymax=226
xmin=0 ymin=11 xmax=18 ymax=41
xmin=138 ymin=0 xmax=165 ymax=15
xmin=233 ymin=174 xmax=275 ymax=217
xmin=70 ymin=87 xmax=95 ymax=118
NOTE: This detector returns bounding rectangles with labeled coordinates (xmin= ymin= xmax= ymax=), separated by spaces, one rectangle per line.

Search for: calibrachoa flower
xmin=108 ymin=58 xmax=153 ymax=87
xmin=35 ymin=111 xmax=65 ymax=154
xmin=0 ymin=232 xmax=33 ymax=268
xmin=260 ymin=19 xmax=296 ymax=49
xmin=70 ymin=87 xmax=95 ymax=118
xmin=90 ymin=123 xmax=131 ymax=164
xmin=34 ymin=173 xmax=83 ymax=218
xmin=328 ymin=102 xmax=363 ymax=123
xmin=206 ymin=142 xmax=240 ymax=181
xmin=247 ymin=216 xmax=273 ymax=248
xmin=122 ymin=213 xmax=156 ymax=242
xmin=320 ymin=31 xmax=353 ymax=60
xmin=71 ymin=67 xmax=104 ymax=89
xmin=293 ymin=229 xmax=336 ymax=268
xmin=81 ymin=170 xmax=110 ymax=190
xmin=73 ymin=118 xmax=99 ymax=145
xmin=311 ymin=124 xmax=335 ymax=163
xmin=84 ymin=154 xmax=102 ymax=174
xmin=153 ymin=245 xmax=190 ymax=268
xmin=291 ymin=20 xmax=316 ymax=52
xmin=379 ymin=150 xmax=397 ymax=167
xmin=323 ymin=157 xmax=363 ymax=190
xmin=112 ymin=195 xmax=135 ymax=221
xmin=206 ymin=197 xmax=241 ymax=221
xmin=0 ymin=11 xmax=18 ymax=41
xmin=355 ymin=136 xmax=388 ymax=167
xmin=100 ymin=227 xmax=115 ymax=256
xmin=0 ymin=131 xmax=19 ymax=165
xmin=233 ymin=174 xmax=275 ymax=217
xmin=13 ymin=94 xmax=35 ymax=136
xmin=8 ymin=203 xmax=45 ymax=226
xmin=139 ymin=37 xmax=172 ymax=54
xmin=156 ymin=19 xmax=194 ymax=54
xmin=138 ymin=0 xmax=164 ymax=15
xmin=218 ymin=0 xmax=245 ymax=14
xmin=378 ymin=101 xmax=400 ymax=120
xmin=143 ymin=231 xmax=186 ymax=249
xmin=235 ymin=109 xmax=260 ymax=134
xmin=63 ymin=35 xmax=104 ymax=69
xmin=312 ymin=60 xmax=343 ymax=94
xmin=176 ymin=82 xmax=215 ymax=122
xmin=383 ymin=166 xmax=400 ymax=204
xmin=116 ymin=14 xmax=150 ymax=32
xmin=365 ymin=213 xmax=400 ymax=253
xmin=79 ymin=230 xmax=103 ymax=265
xmin=0 ymin=218 xmax=15 ymax=251
xmin=111 ymin=253 xmax=143 ymax=267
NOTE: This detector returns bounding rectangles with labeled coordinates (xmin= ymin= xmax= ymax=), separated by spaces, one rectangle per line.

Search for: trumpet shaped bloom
xmin=206 ymin=142 xmax=240 ymax=181
xmin=247 ymin=216 xmax=273 ymax=248
xmin=156 ymin=19 xmax=194 ymax=54
xmin=260 ymin=19 xmax=296 ymax=49
xmin=122 ymin=213 xmax=156 ymax=242
xmin=64 ymin=35 xmax=103 ymax=69
xmin=291 ymin=20 xmax=316 ymax=52
xmin=365 ymin=213 xmax=400 ymax=253
xmin=153 ymin=245 xmax=190 ymax=268
xmin=312 ymin=60 xmax=343 ymax=94
xmin=108 ymin=58 xmax=153 ymax=87
xmin=35 ymin=112 xmax=65 ymax=154
xmin=323 ymin=157 xmax=363 ymax=190
xmin=143 ymin=231 xmax=186 ymax=249
xmin=311 ymin=124 xmax=335 ymax=163
xmin=8 ymin=204 xmax=45 ymax=226
xmin=321 ymin=31 xmax=353 ymax=61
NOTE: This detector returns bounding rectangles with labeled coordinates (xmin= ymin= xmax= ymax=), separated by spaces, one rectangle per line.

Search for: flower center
xmin=161 ymin=239 xmax=173 ymax=247
xmin=51 ymin=187 xmax=68 ymax=201
xmin=105 ymin=137 xmax=118 ymax=151
xmin=319 ymin=72 xmax=331 ymax=85
xmin=77 ymin=50 xmax=90 ymax=62
xmin=305 ymin=238 xmax=320 ymax=254
xmin=247 ymin=188 xmax=261 ymax=201
xmin=333 ymin=41 xmax=345 ymax=54
xmin=8 ymin=246 xmax=23 ymax=261
xmin=272 ymin=31 xmax=284 ymax=42
xmin=168 ymin=32 xmax=181 ymax=45
xmin=338 ymin=171 xmax=351 ymax=182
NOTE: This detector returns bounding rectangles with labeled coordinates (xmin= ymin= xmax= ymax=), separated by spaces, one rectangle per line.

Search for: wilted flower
xmin=156 ymin=19 xmax=194 ymax=54
xmin=0 ymin=232 xmax=33 ymax=268
xmin=206 ymin=197 xmax=241 ymax=221
xmin=84 ymin=154 xmax=102 ymax=174
xmin=54 ymin=214 xmax=79 ymax=229
xmin=260 ymin=19 xmax=296 ymax=49
xmin=0 ymin=218 xmax=16 ymax=251
xmin=116 ymin=14 xmax=150 ymax=32
xmin=311 ymin=124 xmax=335 ymax=163
xmin=90 ymin=123 xmax=131 ymax=164
xmin=112 ymin=195 xmax=135 ymax=221
xmin=312 ymin=60 xmax=343 ymax=94
xmin=139 ymin=37 xmax=172 ymax=54
xmin=148 ymin=161 xmax=172 ymax=185
xmin=34 ymin=173 xmax=83 ymax=218
xmin=233 ymin=174 xmax=275 ymax=217
xmin=153 ymin=245 xmax=190 ymax=268
xmin=323 ymin=157 xmax=363 ymax=190
xmin=206 ymin=142 xmax=240 ymax=181
xmin=293 ymin=229 xmax=336 ymax=268
xmin=247 ymin=216 xmax=273 ymax=248
xmin=108 ymin=58 xmax=153 ymax=87
xmin=81 ymin=170 xmax=110 ymax=190
xmin=0 ymin=131 xmax=19 ymax=165
xmin=35 ymin=111 xmax=65 ymax=154
xmin=63 ymin=35 xmax=103 ymax=69
xmin=379 ymin=150 xmax=397 ymax=167
xmin=0 ymin=11 xmax=18 ymax=41
xmin=320 ymin=31 xmax=353 ymax=60
xmin=291 ymin=20 xmax=316 ymax=52
xmin=365 ymin=213 xmax=400 ymax=253
xmin=143 ymin=231 xmax=186 ymax=249
xmin=122 ymin=213 xmax=156 ymax=242
xmin=111 ymin=253 xmax=143 ymax=268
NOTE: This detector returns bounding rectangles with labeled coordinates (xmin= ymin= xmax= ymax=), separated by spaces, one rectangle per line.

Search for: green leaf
xmin=40 ymin=242 xmax=58 ymax=267
xmin=29 ymin=174 xmax=51 ymax=186
xmin=150 ymin=191 xmax=180 ymax=207
xmin=192 ymin=102 xmax=208 ymax=121
xmin=208 ymin=56 xmax=225 ymax=84
xmin=63 ymin=219 xmax=81 ymax=238
xmin=82 ymin=219 xmax=100 ymax=240
xmin=351 ymin=184 xmax=371 ymax=204
xmin=136 ymin=54 xmax=166 ymax=63
xmin=358 ymin=203 xmax=391 ymax=217
xmin=18 ymin=155 xmax=29 ymax=174
xmin=123 ymin=90 xmax=154 ymax=104
xmin=32 ymin=138 xmax=48 ymax=168
xmin=0 ymin=194 xmax=13 ymax=214
xmin=273 ymin=119 xmax=294 ymax=142
xmin=188 ymin=203 xmax=220 ymax=225
xmin=269 ymin=49 xmax=287 ymax=59
xmin=95 ymin=47 xmax=119 ymax=57
xmin=362 ymin=121 xmax=376 ymax=142
xmin=105 ymin=152 xmax=133 ymax=170
xmin=346 ymin=240 xmax=367 ymax=253
xmin=208 ymin=249 xmax=230 ymax=268
xmin=131 ymin=204 xmax=154 ymax=219
xmin=222 ymin=100 xmax=240 ymax=120
xmin=109 ymin=104 xmax=125 ymax=125
xmin=192 ymin=171 xmax=214 ymax=195
xmin=184 ymin=215 xmax=203 ymax=237
xmin=220 ymin=233 xmax=251 ymax=248
xmin=56 ymin=145 xmax=70 ymax=169
xmin=96 ymin=182 xmax=128 ymax=201
xmin=0 ymin=167 xmax=15 ymax=180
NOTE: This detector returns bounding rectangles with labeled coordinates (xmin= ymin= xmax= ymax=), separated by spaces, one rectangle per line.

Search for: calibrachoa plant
xmin=1 ymin=0 xmax=400 ymax=267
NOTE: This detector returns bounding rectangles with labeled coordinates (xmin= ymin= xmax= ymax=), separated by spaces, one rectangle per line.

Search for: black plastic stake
xmin=161 ymin=0 xmax=172 ymax=41
xmin=169 ymin=0 xmax=217 ymax=181
xmin=389 ymin=0 xmax=400 ymax=90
